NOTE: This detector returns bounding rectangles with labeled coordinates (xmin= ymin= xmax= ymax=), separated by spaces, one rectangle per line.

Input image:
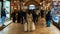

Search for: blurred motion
xmin=0 ymin=0 xmax=60 ymax=34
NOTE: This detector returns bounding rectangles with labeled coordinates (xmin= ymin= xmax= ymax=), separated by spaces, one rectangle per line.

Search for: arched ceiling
xmin=24 ymin=0 xmax=40 ymax=6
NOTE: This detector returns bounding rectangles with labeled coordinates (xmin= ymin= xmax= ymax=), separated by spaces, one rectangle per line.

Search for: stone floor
xmin=0 ymin=18 xmax=60 ymax=34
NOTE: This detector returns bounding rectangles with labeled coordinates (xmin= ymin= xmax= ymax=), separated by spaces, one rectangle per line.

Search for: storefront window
xmin=52 ymin=1 xmax=60 ymax=23
xmin=3 ymin=1 xmax=10 ymax=21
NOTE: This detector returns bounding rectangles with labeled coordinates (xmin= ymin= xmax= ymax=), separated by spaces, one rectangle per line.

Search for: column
xmin=0 ymin=1 xmax=2 ymax=23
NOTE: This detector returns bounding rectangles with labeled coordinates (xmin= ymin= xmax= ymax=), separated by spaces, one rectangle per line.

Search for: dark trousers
xmin=46 ymin=20 xmax=51 ymax=27
xmin=36 ymin=15 xmax=39 ymax=22
xmin=17 ymin=16 xmax=21 ymax=23
xmin=33 ymin=14 xmax=37 ymax=23
xmin=13 ymin=17 xmax=16 ymax=23
xmin=21 ymin=14 xmax=27 ymax=24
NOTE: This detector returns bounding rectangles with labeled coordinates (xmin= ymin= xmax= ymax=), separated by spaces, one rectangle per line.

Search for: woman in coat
xmin=46 ymin=10 xmax=52 ymax=27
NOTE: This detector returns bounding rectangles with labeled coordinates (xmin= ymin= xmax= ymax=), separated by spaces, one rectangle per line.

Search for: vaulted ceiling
xmin=24 ymin=0 xmax=40 ymax=6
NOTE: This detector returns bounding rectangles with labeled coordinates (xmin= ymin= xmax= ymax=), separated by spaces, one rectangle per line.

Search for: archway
xmin=24 ymin=0 xmax=40 ymax=10
xmin=24 ymin=0 xmax=40 ymax=6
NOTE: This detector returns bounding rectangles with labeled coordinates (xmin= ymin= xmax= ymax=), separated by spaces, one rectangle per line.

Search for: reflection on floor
xmin=4 ymin=20 xmax=12 ymax=26
xmin=0 ymin=18 xmax=60 ymax=34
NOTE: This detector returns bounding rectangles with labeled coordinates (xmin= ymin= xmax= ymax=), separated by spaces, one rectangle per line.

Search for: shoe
xmin=30 ymin=30 xmax=33 ymax=32
xmin=46 ymin=26 xmax=50 ymax=27
xmin=21 ymin=23 xmax=23 ymax=24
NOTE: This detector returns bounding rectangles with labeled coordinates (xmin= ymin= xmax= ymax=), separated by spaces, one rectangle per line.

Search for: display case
xmin=52 ymin=1 xmax=60 ymax=29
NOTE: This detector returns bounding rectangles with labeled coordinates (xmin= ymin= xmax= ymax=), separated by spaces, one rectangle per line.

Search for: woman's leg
xmin=13 ymin=17 xmax=16 ymax=23
xmin=46 ymin=20 xmax=51 ymax=27
xmin=1 ymin=16 xmax=5 ymax=26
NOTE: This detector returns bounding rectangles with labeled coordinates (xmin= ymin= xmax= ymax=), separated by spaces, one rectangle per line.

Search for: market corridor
xmin=1 ymin=18 xmax=60 ymax=34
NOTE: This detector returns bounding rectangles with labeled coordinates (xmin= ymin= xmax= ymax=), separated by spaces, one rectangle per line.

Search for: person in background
xmin=17 ymin=10 xmax=22 ymax=23
xmin=35 ymin=10 xmax=40 ymax=22
xmin=32 ymin=10 xmax=37 ymax=23
xmin=21 ymin=9 xmax=27 ymax=24
xmin=40 ymin=9 xmax=44 ymax=18
xmin=1 ymin=8 xmax=6 ymax=26
xmin=46 ymin=10 xmax=52 ymax=27
xmin=12 ymin=9 xmax=16 ymax=23
xmin=27 ymin=11 xmax=34 ymax=32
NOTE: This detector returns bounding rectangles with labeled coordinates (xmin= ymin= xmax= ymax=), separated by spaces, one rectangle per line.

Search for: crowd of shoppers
xmin=0 ymin=7 xmax=53 ymax=32
xmin=11 ymin=8 xmax=52 ymax=27
xmin=1 ymin=7 xmax=52 ymax=28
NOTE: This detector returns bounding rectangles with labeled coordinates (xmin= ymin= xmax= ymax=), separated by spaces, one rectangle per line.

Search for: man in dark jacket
xmin=1 ymin=8 xmax=6 ymax=26
xmin=12 ymin=10 xmax=16 ymax=23
xmin=21 ymin=10 xmax=27 ymax=24
xmin=17 ymin=10 xmax=22 ymax=23
xmin=46 ymin=10 xmax=52 ymax=27
xmin=32 ymin=10 xmax=37 ymax=23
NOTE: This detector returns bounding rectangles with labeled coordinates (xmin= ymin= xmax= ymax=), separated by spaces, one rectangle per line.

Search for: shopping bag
xmin=24 ymin=23 xmax=27 ymax=31
xmin=31 ymin=22 xmax=35 ymax=31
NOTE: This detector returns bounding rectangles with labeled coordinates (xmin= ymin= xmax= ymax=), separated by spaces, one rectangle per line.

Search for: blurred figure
xmin=21 ymin=9 xmax=27 ymax=24
xmin=40 ymin=9 xmax=44 ymax=18
xmin=46 ymin=10 xmax=52 ymax=27
xmin=32 ymin=10 xmax=37 ymax=23
xmin=17 ymin=10 xmax=22 ymax=23
xmin=1 ymin=8 xmax=6 ymax=26
xmin=27 ymin=12 xmax=35 ymax=32
xmin=35 ymin=10 xmax=40 ymax=22
xmin=12 ymin=9 xmax=16 ymax=23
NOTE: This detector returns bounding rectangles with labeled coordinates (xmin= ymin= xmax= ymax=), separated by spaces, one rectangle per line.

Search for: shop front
xmin=0 ymin=0 xmax=11 ymax=26
xmin=3 ymin=0 xmax=10 ymax=21
xmin=52 ymin=0 xmax=60 ymax=29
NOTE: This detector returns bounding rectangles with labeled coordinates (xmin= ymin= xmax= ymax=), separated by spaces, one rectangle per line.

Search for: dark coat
xmin=40 ymin=9 xmax=44 ymax=18
xmin=46 ymin=10 xmax=52 ymax=21
xmin=21 ymin=10 xmax=27 ymax=17
xmin=12 ymin=11 xmax=16 ymax=22
xmin=12 ymin=11 xmax=16 ymax=19
xmin=1 ymin=9 xmax=6 ymax=18
xmin=18 ymin=10 xmax=22 ymax=17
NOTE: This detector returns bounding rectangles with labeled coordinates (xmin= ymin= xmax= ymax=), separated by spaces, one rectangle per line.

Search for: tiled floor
xmin=0 ymin=18 xmax=60 ymax=34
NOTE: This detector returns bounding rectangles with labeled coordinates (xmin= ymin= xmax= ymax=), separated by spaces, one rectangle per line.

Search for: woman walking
xmin=46 ymin=10 xmax=52 ymax=27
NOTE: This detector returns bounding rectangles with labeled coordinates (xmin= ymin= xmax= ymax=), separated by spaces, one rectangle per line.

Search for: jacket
xmin=1 ymin=10 xmax=6 ymax=18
